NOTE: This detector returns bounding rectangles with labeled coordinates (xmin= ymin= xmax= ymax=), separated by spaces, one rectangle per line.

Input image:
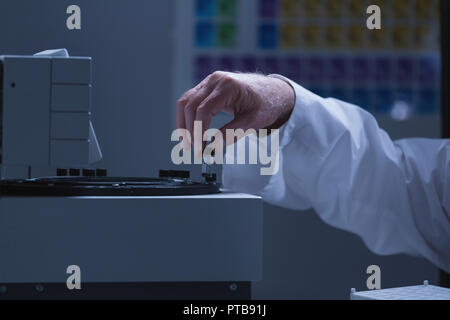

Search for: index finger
xmin=176 ymin=74 xmax=215 ymax=130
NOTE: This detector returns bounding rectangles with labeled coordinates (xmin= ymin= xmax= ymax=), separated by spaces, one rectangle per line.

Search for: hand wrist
xmin=268 ymin=75 xmax=296 ymax=129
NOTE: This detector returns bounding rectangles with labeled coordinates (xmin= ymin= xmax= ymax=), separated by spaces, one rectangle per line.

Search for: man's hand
xmin=176 ymin=71 xmax=295 ymax=146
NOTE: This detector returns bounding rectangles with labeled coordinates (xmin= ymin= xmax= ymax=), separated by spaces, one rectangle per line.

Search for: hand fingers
xmin=217 ymin=115 xmax=254 ymax=146
xmin=177 ymin=87 xmax=200 ymax=149
xmin=176 ymin=74 xmax=214 ymax=130
xmin=177 ymin=72 xmax=243 ymax=150
xmin=184 ymin=86 xmax=215 ymax=145
xmin=176 ymin=97 xmax=187 ymax=130
xmin=193 ymin=88 xmax=230 ymax=152
xmin=180 ymin=74 xmax=221 ymax=143
xmin=194 ymin=72 xmax=246 ymax=136
xmin=195 ymin=88 xmax=230 ymax=133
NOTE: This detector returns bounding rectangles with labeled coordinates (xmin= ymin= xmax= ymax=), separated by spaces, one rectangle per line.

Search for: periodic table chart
xmin=172 ymin=0 xmax=442 ymax=124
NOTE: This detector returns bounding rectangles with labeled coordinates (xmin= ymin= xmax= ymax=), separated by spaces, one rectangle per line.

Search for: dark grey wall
xmin=0 ymin=0 xmax=438 ymax=300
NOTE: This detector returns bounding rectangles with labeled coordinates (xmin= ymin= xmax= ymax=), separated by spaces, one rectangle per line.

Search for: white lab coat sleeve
xmin=222 ymin=75 xmax=450 ymax=272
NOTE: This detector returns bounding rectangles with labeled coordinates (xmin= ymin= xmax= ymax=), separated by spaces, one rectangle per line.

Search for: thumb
xmin=217 ymin=115 xmax=255 ymax=147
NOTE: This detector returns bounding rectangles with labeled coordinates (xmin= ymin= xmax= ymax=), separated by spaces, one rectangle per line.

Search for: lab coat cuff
xmin=267 ymin=74 xmax=313 ymax=150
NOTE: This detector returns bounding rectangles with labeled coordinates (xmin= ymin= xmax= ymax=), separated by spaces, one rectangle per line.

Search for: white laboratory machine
xmin=0 ymin=50 xmax=263 ymax=299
